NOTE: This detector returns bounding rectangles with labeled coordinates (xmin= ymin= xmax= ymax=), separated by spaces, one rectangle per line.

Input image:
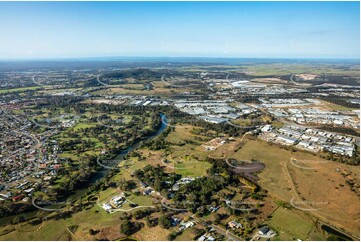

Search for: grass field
xmin=126 ymin=194 xmax=154 ymax=207
xmin=134 ymin=225 xmax=169 ymax=241
xmin=174 ymin=227 xmax=195 ymax=241
xmin=323 ymin=101 xmax=356 ymax=111
xmin=0 ymin=219 xmax=71 ymax=241
xmin=250 ymin=77 xmax=288 ymax=84
xmin=169 ymin=157 xmax=212 ymax=177
xmin=230 ymin=115 xmax=272 ymax=127
xmin=162 ymin=124 xmax=215 ymax=177
xmin=91 ymin=84 xmax=195 ymax=96
xmin=241 ymin=63 xmax=360 ymax=77
xmin=120 ymin=84 xmax=145 ymax=90
xmin=266 ymin=207 xmax=320 ymax=241
xmin=227 ymin=138 xmax=360 ymax=237
xmin=0 ymin=86 xmax=42 ymax=94
xmin=72 ymin=123 xmax=97 ymax=131
xmin=104 ymin=123 xmax=215 ymax=179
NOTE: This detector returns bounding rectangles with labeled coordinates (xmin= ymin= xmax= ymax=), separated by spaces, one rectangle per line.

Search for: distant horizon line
xmin=0 ymin=56 xmax=359 ymax=62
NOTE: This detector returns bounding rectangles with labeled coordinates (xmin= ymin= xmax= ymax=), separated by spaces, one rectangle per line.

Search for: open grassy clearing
xmin=0 ymin=219 xmax=71 ymax=241
xmin=58 ymin=152 xmax=81 ymax=161
xmin=72 ymin=123 xmax=97 ymax=131
xmin=271 ymin=121 xmax=284 ymax=128
xmin=70 ymin=207 xmax=121 ymax=237
xmin=225 ymin=138 xmax=360 ymax=237
xmin=120 ymin=83 xmax=146 ymax=90
xmin=134 ymin=225 xmax=169 ymax=241
xmin=165 ymin=156 xmax=212 ymax=177
xmin=266 ymin=207 xmax=320 ymax=241
xmin=98 ymin=187 xmax=120 ymax=203
xmin=287 ymin=161 xmax=360 ymax=235
xmin=322 ymin=100 xmax=357 ymax=111
xmin=242 ymin=64 xmax=360 ymax=77
xmin=250 ymin=77 xmax=288 ymax=84
xmin=0 ymin=86 xmax=43 ymax=94
xmin=230 ymin=115 xmax=272 ymax=127
xmin=174 ymin=227 xmax=195 ymax=241
xmin=126 ymin=194 xmax=154 ymax=207
xmin=91 ymin=85 xmax=195 ymax=96
xmin=165 ymin=124 xmax=213 ymax=145
xmin=39 ymin=87 xmax=83 ymax=94
xmin=108 ymin=124 xmax=217 ymax=180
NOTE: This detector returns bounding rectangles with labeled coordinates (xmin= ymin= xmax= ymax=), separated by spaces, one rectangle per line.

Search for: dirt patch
xmin=134 ymin=225 xmax=169 ymax=241
xmin=251 ymin=77 xmax=288 ymax=84
xmin=288 ymin=161 xmax=360 ymax=236
xmin=95 ymin=224 xmax=123 ymax=241
xmin=201 ymin=137 xmax=227 ymax=150
xmin=295 ymin=74 xmax=320 ymax=81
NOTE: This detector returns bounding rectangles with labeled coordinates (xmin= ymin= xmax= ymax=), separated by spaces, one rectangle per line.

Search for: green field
xmin=174 ymin=227 xmax=195 ymax=241
xmin=266 ymin=207 xmax=320 ymax=241
xmin=325 ymin=102 xmax=356 ymax=111
xmin=0 ymin=218 xmax=71 ymax=240
xmin=72 ymin=123 xmax=97 ymax=131
xmin=241 ymin=63 xmax=360 ymax=77
xmin=0 ymin=86 xmax=42 ymax=94
xmin=173 ymin=159 xmax=212 ymax=177
xmin=126 ymin=194 xmax=154 ymax=207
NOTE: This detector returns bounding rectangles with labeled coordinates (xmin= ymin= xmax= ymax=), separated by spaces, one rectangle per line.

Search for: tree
xmin=119 ymin=212 xmax=131 ymax=220
xmin=120 ymin=221 xmax=134 ymax=236
xmin=168 ymin=232 xmax=179 ymax=241
xmin=89 ymin=228 xmax=98 ymax=235
xmin=145 ymin=216 xmax=157 ymax=227
xmin=214 ymin=213 xmax=221 ymax=225
xmin=159 ymin=215 xmax=172 ymax=229
xmin=120 ymin=221 xmax=143 ymax=236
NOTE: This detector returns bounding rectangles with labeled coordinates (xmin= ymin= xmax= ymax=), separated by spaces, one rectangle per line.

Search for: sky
xmin=0 ymin=1 xmax=359 ymax=59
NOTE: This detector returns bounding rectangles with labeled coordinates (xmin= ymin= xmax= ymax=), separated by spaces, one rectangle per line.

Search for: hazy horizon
xmin=0 ymin=56 xmax=360 ymax=62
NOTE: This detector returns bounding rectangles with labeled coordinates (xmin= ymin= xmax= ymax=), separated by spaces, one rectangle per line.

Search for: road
xmin=289 ymin=74 xmax=311 ymax=87
xmin=289 ymin=74 xmax=297 ymax=85
xmin=32 ymin=74 xmax=40 ymax=85
xmin=96 ymin=74 xmax=109 ymax=86
xmin=66 ymin=225 xmax=78 ymax=240
xmin=198 ymin=78 xmax=215 ymax=92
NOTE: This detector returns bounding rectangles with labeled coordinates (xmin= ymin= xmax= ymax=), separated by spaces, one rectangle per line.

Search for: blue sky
xmin=0 ymin=1 xmax=359 ymax=59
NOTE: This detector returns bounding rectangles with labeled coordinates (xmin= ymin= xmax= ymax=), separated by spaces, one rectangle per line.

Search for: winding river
xmin=67 ymin=113 xmax=168 ymax=199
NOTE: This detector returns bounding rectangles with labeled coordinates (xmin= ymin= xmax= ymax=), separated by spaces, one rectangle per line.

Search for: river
xmin=66 ymin=112 xmax=168 ymax=200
